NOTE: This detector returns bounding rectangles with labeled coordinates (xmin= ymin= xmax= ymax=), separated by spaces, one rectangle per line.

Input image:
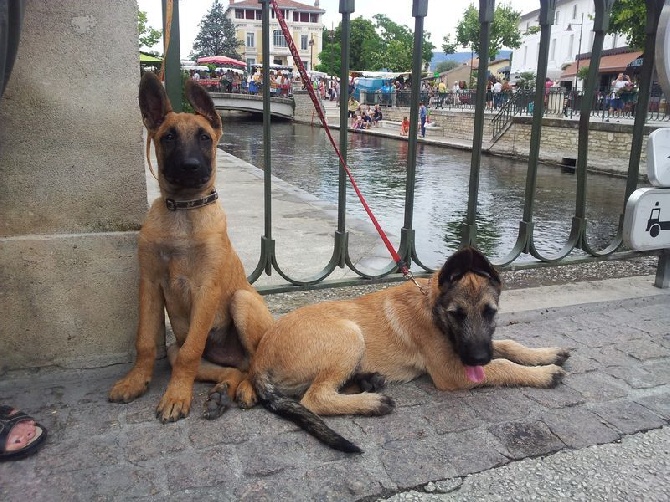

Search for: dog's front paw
xmin=156 ymin=390 xmax=191 ymax=423
xmin=108 ymin=372 xmax=150 ymax=403
xmin=543 ymin=364 xmax=566 ymax=388
xmin=236 ymin=379 xmax=257 ymax=409
xmin=552 ymin=348 xmax=571 ymax=366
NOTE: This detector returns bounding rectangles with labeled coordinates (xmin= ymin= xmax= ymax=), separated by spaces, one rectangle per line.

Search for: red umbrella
xmin=197 ymin=55 xmax=246 ymax=68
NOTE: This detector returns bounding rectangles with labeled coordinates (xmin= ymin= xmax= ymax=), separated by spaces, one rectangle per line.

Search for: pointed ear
xmin=185 ymin=80 xmax=222 ymax=133
xmin=438 ymin=247 xmax=500 ymax=287
xmin=139 ymin=72 xmax=173 ymax=133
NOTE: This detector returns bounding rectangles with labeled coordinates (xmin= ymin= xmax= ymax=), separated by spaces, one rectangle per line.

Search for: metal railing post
xmin=399 ymin=0 xmax=428 ymax=265
xmin=337 ymin=0 xmax=355 ymax=268
xmin=461 ymin=0 xmax=494 ymax=247
xmin=248 ymin=0 xmax=277 ymax=280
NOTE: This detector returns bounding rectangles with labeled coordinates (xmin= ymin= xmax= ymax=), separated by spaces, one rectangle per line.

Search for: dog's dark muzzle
xmin=164 ymin=157 xmax=212 ymax=188
xmin=458 ymin=341 xmax=493 ymax=367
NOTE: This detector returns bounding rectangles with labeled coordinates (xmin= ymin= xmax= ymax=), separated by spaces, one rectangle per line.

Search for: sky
xmin=137 ymin=0 xmax=541 ymax=60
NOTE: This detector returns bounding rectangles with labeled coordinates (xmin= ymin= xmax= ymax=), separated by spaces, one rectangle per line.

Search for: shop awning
xmin=560 ymin=50 xmax=642 ymax=79
xmin=139 ymin=52 xmax=163 ymax=63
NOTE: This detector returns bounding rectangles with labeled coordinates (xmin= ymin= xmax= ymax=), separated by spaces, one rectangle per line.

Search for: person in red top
xmin=400 ymin=116 xmax=410 ymax=136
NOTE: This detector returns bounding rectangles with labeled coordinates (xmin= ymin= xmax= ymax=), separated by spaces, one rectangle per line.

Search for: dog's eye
xmin=162 ymin=132 xmax=175 ymax=142
xmin=199 ymin=132 xmax=212 ymax=142
xmin=482 ymin=305 xmax=497 ymax=320
xmin=448 ymin=308 xmax=466 ymax=321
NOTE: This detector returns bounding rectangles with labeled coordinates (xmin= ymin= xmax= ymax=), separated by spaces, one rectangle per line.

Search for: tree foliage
xmin=436 ymin=60 xmax=460 ymax=73
xmin=608 ymin=0 xmax=646 ymax=50
xmin=444 ymin=3 xmax=521 ymax=60
xmin=138 ymin=10 xmax=161 ymax=51
xmin=348 ymin=17 xmax=383 ymax=71
xmin=316 ymin=15 xmax=435 ymax=74
xmin=191 ymin=0 xmax=243 ymax=60
xmin=315 ymin=27 xmax=341 ymax=75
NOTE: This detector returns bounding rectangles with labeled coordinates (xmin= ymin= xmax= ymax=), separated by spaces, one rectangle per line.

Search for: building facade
xmin=225 ymin=0 xmax=325 ymax=72
xmin=510 ymin=0 xmax=632 ymax=90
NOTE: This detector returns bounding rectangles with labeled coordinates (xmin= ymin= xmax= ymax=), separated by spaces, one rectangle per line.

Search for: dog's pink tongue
xmin=465 ymin=365 xmax=485 ymax=383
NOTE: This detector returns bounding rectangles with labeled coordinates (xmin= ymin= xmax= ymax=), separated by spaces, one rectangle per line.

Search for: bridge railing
xmin=216 ymin=0 xmax=665 ymax=293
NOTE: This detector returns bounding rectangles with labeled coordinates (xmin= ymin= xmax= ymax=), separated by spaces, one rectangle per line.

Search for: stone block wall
xmin=490 ymin=117 xmax=650 ymax=176
xmin=0 ymin=0 xmax=146 ymax=371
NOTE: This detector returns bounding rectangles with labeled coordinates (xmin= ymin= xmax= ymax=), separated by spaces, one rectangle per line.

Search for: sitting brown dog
xmin=108 ymin=72 xmax=273 ymax=422
xmin=236 ymin=247 xmax=569 ymax=452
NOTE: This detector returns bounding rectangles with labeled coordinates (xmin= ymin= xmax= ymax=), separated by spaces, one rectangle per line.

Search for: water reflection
xmin=219 ymin=114 xmax=632 ymax=267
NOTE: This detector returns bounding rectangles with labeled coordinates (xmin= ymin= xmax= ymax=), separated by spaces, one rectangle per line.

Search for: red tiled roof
xmin=561 ymin=50 xmax=642 ymax=78
xmin=227 ymin=0 xmax=324 ymax=12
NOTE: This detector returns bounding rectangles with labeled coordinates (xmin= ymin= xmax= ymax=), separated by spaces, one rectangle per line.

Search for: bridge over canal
xmin=208 ymin=92 xmax=294 ymax=119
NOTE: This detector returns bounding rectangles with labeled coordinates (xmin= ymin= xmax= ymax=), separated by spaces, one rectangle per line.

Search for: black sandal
xmin=0 ymin=405 xmax=47 ymax=461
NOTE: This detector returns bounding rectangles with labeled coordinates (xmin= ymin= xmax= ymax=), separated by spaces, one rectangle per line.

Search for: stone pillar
xmin=0 ymin=0 xmax=147 ymax=371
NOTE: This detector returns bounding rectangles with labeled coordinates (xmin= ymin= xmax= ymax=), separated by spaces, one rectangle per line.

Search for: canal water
xmin=219 ymin=114 xmax=634 ymax=267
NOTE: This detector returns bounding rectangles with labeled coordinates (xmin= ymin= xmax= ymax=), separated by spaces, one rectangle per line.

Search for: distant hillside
xmin=429 ymin=50 xmax=512 ymax=71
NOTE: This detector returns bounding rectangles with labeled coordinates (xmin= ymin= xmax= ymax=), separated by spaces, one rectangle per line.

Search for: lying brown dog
xmin=236 ymin=247 xmax=569 ymax=452
xmin=108 ymin=72 xmax=273 ymax=422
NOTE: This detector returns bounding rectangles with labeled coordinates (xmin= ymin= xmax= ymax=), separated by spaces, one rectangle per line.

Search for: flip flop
xmin=0 ymin=405 xmax=48 ymax=461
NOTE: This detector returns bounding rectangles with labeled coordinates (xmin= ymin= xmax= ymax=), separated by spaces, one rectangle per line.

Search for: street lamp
xmin=308 ymin=34 xmax=315 ymax=72
xmin=567 ymin=13 xmax=584 ymax=92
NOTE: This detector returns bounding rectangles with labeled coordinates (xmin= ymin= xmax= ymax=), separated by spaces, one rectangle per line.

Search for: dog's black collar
xmin=165 ymin=190 xmax=218 ymax=211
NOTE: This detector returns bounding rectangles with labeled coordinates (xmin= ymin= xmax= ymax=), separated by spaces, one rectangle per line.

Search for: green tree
xmin=315 ymin=27 xmax=341 ymax=76
xmin=373 ymin=14 xmax=435 ymax=68
xmin=436 ymin=60 xmax=460 ymax=73
xmin=446 ymin=3 xmax=521 ymax=61
xmin=191 ymin=0 xmax=243 ymax=59
xmin=515 ymin=70 xmax=536 ymax=90
xmin=138 ymin=10 xmax=161 ymax=51
xmin=348 ymin=17 xmax=383 ymax=71
xmin=577 ymin=65 xmax=590 ymax=83
xmin=608 ymin=0 xmax=646 ymax=49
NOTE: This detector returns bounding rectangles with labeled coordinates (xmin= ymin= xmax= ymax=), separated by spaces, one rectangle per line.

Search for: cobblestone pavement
xmin=1 ymin=288 xmax=668 ymax=500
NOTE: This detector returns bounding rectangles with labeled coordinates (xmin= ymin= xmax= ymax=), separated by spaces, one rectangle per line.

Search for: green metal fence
xmin=170 ymin=0 xmax=668 ymax=293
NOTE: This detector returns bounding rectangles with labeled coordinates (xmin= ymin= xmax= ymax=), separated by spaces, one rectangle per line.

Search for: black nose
xmin=461 ymin=345 xmax=492 ymax=366
xmin=181 ymin=158 xmax=201 ymax=172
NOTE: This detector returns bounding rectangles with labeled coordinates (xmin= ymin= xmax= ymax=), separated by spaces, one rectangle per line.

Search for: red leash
xmin=269 ymin=0 xmax=412 ymax=277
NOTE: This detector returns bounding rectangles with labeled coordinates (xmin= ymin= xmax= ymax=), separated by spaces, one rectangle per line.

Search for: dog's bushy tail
xmin=254 ymin=375 xmax=362 ymax=454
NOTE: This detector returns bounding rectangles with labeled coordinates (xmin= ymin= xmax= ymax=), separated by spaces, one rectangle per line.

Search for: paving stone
xmin=385 ymin=380 xmax=432 ymax=407
xmin=488 ymin=420 xmax=565 ymax=459
xmin=605 ymin=365 xmax=667 ymax=389
xmin=564 ymin=372 xmax=629 ymax=401
xmin=616 ymin=339 xmax=670 ymax=361
xmin=421 ymin=396 xmax=483 ymax=434
xmin=634 ymin=391 xmax=670 ymax=420
xmin=35 ymin=433 xmax=123 ymax=474
xmin=381 ymin=429 xmax=508 ymax=488
xmin=583 ymin=345 xmax=639 ymax=368
xmin=354 ymin=404 xmax=435 ymax=442
xmin=165 ymin=445 xmax=240 ymax=493
xmin=187 ymin=406 xmax=297 ymax=449
xmin=521 ymin=384 xmax=585 ymax=409
xmin=541 ymin=406 xmax=620 ymax=448
xmin=463 ymin=387 xmax=540 ymax=423
xmin=561 ymin=352 xmax=600 ymax=374
xmin=590 ymin=399 xmax=667 ymax=435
